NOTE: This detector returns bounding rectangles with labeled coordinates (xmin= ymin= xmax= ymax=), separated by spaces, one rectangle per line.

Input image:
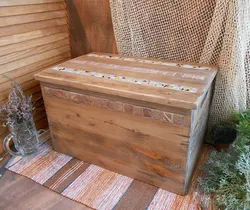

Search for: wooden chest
xmin=35 ymin=53 xmax=217 ymax=195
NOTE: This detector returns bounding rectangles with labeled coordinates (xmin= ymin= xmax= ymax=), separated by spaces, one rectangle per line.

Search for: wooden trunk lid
xmin=35 ymin=53 xmax=217 ymax=110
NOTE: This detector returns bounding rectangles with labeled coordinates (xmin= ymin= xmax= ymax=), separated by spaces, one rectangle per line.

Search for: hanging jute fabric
xmin=110 ymin=0 xmax=250 ymax=134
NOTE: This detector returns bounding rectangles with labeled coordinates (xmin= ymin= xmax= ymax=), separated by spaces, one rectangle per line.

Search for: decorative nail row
xmin=69 ymin=60 xmax=205 ymax=80
xmin=52 ymin=66 xmax=197 ymax=93
xmin=44 ymin=87 xmax=186 ymax=126
xmin=87 ymin=54 xmax=211 ymax=70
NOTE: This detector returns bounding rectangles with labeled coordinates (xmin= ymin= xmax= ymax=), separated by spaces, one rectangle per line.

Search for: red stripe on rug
xmin=44 ymin=158 xmax=90 ymax=193
xmin=61 ymin=165 xmax=133 ymax=210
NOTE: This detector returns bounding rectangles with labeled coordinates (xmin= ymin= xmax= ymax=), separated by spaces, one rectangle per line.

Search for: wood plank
xmin=0 ymin=171 xmax=90 ymax=210
xmin=0 ymin=45 xmax=70 ymax=75
xmin=0 ymin=25 xmax=67 ymax=47
xmin=0 ymin=18 xmax=66 ymax=37
xmin=0 ymin=10 xmax=66 ymax=28
xmin=32 ymin=97 xmax=45 ymax=109
xmin=53 ymin=135 xmax=185 ymax=194
xmin=35 ymin=116 xmax=48 ymax=131
xmin=0 ymin=56 xmax=70 ymax=89
xmin=37 ymin=69 xmax=200 ymax=110
xmin=43 ymin=94 xmax=187 ymax=194
xmin=44 ymin=93 xmax=189 ymax=166
xmin=0 ymin=80 xmax=40 ymax=102
xmin=0 ymin=3 xmax=65 ymax=17
xmin=66 ymin=0 xmax=117 ymax=57
xmin=0 ymin=0 xmax=63 ymax=7
xmin=0 ymin=1 xmax=71 ymax=155
xmin=33 ymin=106 xmax=46 ymax=122
xmin=44 ymin=93 xmax=190 ymax=140
xmin=78 ymin=54 xmax=216 ymax=79
xmin=185 ymin=96 xmax=210 ymax=191
xmin=51 ymin=122 xmax=187 ymax=175
xmin=62 ymin=61 xmax=207 ymax=90
xmin=37 ymin=50 xmax=215 ymax=194
xmin=0 ymin=32 xmax=68 ymax=56
xmin=0 ymin=83 xmax=42 ymax=104
xmin=36 ymin=52 xmax=217 ymax=110
xmin=0 ymin=70 xmax=42 ymax=94
xmin=0 ymin=52 xmax=70 ymax=84
xmin=0 ymin=38 xmax=69 ymax=65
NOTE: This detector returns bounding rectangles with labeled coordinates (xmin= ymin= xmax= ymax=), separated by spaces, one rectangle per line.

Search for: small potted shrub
xmin=211 ymin=123 xmax=237 ymax=151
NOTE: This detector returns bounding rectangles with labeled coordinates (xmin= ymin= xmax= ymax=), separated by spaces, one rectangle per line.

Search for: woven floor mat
xmin=5 ymin=141 xmax=210 ymax=210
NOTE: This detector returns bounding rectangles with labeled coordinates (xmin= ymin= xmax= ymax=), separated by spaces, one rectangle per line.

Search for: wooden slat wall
xmin=66 ymin=0 xmax=117 ymax=57
xmin=0 ymin=0 xmax=71 ymax=154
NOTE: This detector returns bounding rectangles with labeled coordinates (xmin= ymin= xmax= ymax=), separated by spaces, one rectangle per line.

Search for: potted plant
xmin=0 ymin=78 xmax=40 ymax=156
xmin=210 ymin=123 xmax=237 ymax=151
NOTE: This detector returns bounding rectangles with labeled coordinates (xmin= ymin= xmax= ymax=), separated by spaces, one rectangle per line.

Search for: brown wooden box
xmin=35 ymin=53 xmax=217 ymax=195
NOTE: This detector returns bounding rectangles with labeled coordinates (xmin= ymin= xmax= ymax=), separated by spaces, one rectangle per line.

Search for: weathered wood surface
xmin=36 ymin=53 xmax=217 ymax=110
xmin=42 ymin=87 xmax=189 ymax=194
xmin=0 ymin=130 xmax=88 ymax=210
xmin=0 ymin=1 xmax=71 ymax=154
xmin=0 ymin=0 xmax=64 ymax=7
xmin=185 ymin=89 xmax=212 ymax=190
xmin=0 ymin=170 xmax=90 ymax=210
xmin=38 ymin=59 xmax=216 ymax=195
xmin=35 ymin=53 xmax=217 ymax=194
xmin=66 ymin=0 xmax=117 ymax=57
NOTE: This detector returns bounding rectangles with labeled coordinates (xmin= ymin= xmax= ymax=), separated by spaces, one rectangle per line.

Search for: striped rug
xmin=5 ymin=141 xmax=210 ymax=210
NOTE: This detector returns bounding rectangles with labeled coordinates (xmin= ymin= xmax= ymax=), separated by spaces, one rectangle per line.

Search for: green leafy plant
xmin=198 ymin=109 xmax=250 ymax=210
xmin=233 ymin=109 xmax=250 ymax=150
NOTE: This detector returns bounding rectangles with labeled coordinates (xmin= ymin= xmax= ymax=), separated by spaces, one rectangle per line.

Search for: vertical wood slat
xmin=66 ymin=0 xmax=117 ymax=57
xmin=0 ymin=2 xmax=71 ymax=154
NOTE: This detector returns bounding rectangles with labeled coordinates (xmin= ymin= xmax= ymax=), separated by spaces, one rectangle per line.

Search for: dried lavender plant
xmin=0 ymin=76 xmax=33 ymax=126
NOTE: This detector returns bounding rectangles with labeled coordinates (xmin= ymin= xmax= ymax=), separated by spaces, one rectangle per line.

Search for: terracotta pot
xmin=214 ymin=143 xmax=231 ymax=152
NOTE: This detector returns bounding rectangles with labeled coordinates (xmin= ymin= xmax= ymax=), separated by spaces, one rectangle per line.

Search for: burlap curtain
xmin=110 ymin=0 xmax=250 ymax=132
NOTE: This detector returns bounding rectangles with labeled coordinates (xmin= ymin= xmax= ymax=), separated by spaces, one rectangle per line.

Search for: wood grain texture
xmin=1 ymin=46 xmax=70 ymax=75
xmin=0 ymin=33 xmax=68 ymax=56
xmin=0 ymin=0 xmax=63 ymax=7
xmin=0 ymin=11 xmax=66 ymax=27
xmin=43 ymin=91 xmax=188 ymax=194
xmin=0 ymin=2 xmax=71 ymax=154
xmin=36 ymin=52 xmax=217 ymax=110
xmin=185 ymin=89 xmax=211 ymax=191
xmin=66 ymin=0 xmax=117 ymax=57
xmin=0 ymin=171 xmax=90 ymax=210
xmin=0 ymin=18 xmax=66 ymax=37
xmin=0 ymin=3 xmax=65 ymax=17
xmin=0 ymin=52 xmax=71 ymax=84
xmin=36 ymin=54 xmax=217 ymax=194
xmin=0 ymin=39 xmax=69 ymax=66
xmin=0 ymin=25 xmax=67 ymax=47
